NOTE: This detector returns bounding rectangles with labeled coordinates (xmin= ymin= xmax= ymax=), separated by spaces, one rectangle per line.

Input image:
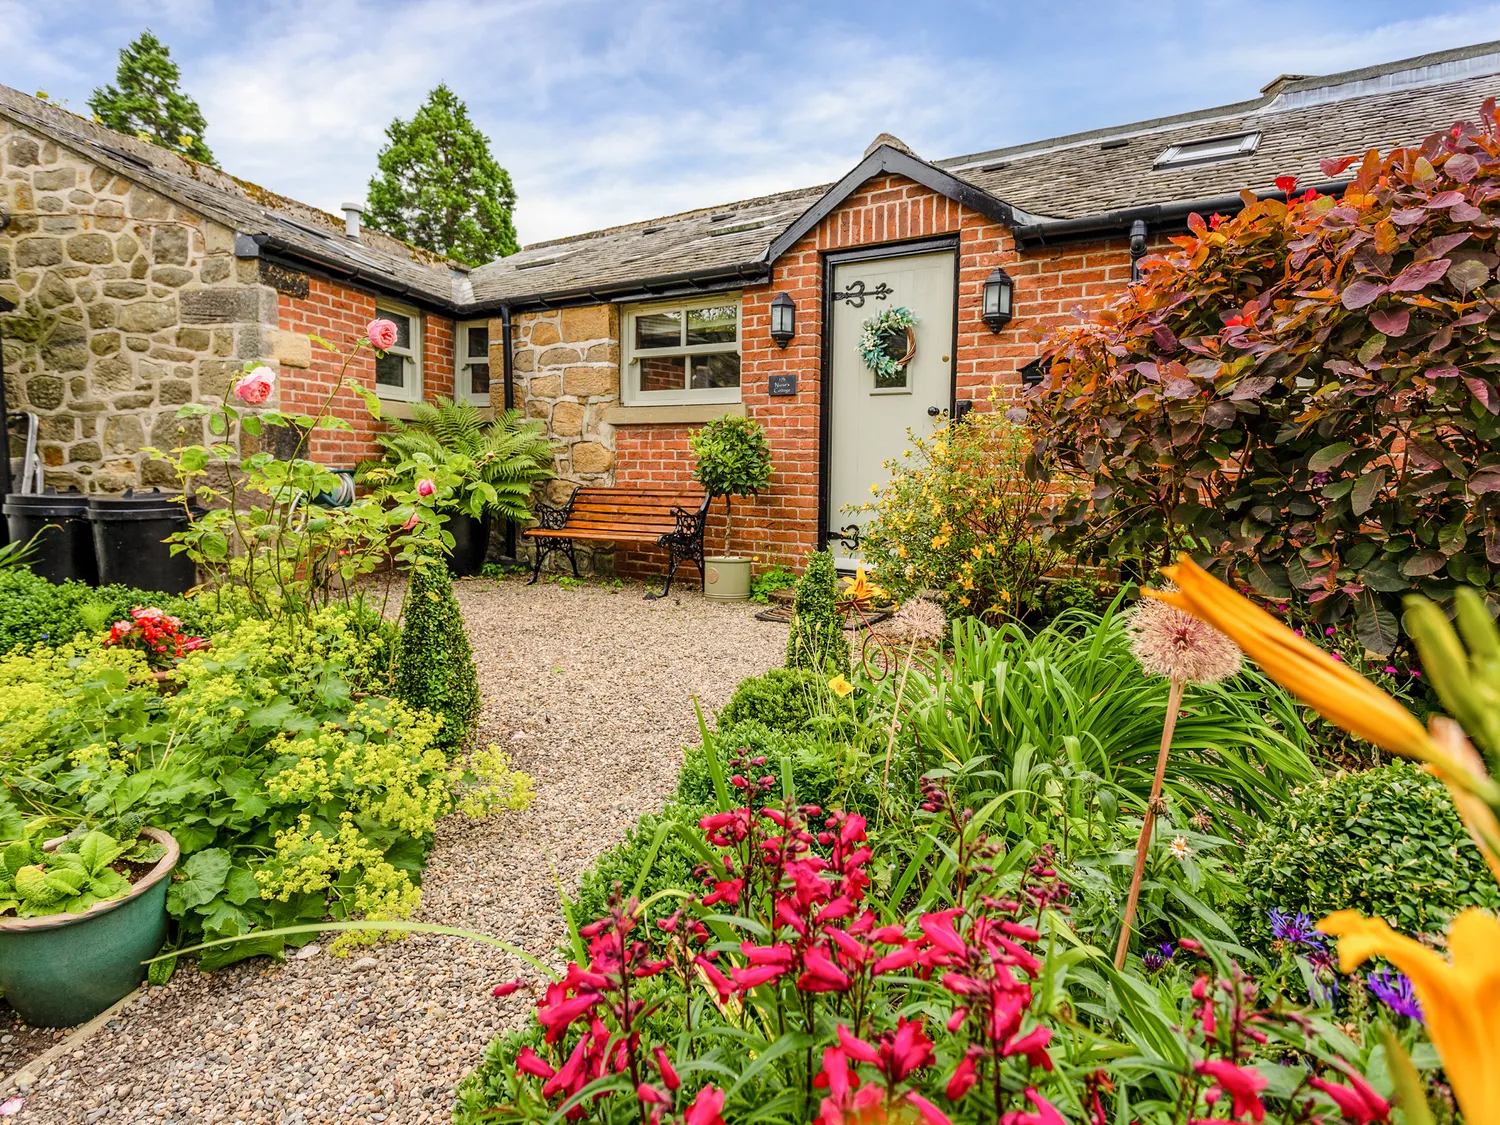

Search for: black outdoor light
xmin=981 ymin=266 xmax=1014 ymax=332
xmin=769 ymin=291 xmax=796 ymax=347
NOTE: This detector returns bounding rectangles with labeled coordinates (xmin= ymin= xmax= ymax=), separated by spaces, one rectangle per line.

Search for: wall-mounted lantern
xmin=981 ymin=266 xmax=1014 ymax=333
xmin=769 ymin=292 xmax=796 ymax=347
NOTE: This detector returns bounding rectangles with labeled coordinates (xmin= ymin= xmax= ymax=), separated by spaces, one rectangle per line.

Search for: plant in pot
xmin=360 ymin=398 xmax=557 ymax=577
xmin=689 ymin=414 xmax=772 ymax=601
xmin=0 ymin=813 xmax=180 ymax=1027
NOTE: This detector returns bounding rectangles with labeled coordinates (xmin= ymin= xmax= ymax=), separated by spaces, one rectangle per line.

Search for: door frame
xmin=818 ymin=234 xmax=961 ymax=554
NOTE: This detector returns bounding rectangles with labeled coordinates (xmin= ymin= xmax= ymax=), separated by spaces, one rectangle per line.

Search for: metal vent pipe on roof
xmin=341 ymin=202 xmax=366 ymax=241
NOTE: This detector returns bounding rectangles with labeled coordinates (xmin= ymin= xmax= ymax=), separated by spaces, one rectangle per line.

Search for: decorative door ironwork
xmin=831 ymin=279 xmax=893 ymax=308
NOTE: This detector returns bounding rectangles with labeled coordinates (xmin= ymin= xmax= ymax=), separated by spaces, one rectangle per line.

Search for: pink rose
xmin=400 ymin=511 xmax=419 ymax=531
xmin=233 ymin=366 xmax=275 ymax=406
xmin=416 ymin=479 xmax=435 ymax=497
xmin=367 ymin=319 xmax=399 ymax=351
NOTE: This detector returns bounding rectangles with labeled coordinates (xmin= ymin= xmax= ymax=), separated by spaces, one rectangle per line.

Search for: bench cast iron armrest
xmin=526 ymin=486 xmax=581 ymax=584
xmin=645 ymin=494 xmax=713 ymax=601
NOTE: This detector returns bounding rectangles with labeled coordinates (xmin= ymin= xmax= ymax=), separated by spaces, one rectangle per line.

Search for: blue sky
xmin=3 ymin=0 xmax=1498 ymax=246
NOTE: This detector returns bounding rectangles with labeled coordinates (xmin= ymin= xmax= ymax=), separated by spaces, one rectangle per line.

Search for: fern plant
xmin=360 ymin=397 xmax=556 ymax=521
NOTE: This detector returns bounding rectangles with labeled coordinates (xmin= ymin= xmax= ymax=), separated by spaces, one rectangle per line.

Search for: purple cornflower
xmin=1141 ymin=943 xmax=1175 ymax=973
xmin=1269 ymin=908 xmax=1326 ymax=949
xmin=1368 ymin=968 xmax=1423 ymax=1022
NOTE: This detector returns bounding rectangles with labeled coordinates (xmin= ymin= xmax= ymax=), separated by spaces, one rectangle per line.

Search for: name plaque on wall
xmin=769 ymin=374 xmax=797 ymax=396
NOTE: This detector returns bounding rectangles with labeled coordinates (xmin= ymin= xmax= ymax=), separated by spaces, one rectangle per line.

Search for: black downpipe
xmin=500 ymin=305 xmax=518 ymax=562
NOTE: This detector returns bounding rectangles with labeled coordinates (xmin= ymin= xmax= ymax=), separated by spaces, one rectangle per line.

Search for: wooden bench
xmin=524 ymin=486 xmax=712 ymax=599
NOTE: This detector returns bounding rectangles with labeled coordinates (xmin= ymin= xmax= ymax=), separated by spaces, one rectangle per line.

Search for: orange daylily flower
xmin=1320 ymin=908 xmax=1500 ymax=1125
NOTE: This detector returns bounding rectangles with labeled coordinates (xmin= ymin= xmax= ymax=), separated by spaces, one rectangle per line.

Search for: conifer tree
xmin=88 ymin=30 xmax=214 ymax=164
xmin=366 ymin=84 xmax=518 ymax=267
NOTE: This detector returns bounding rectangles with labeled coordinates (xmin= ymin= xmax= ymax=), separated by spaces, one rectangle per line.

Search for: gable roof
xmin=0 ymin=85 xmax=467 ymax=310
xmin=472 ymin=39 xmax=1500 ymax=308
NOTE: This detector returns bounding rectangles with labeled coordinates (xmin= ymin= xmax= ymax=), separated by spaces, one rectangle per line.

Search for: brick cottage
xmin=2 ymin=41 xmax=1497 ymax=577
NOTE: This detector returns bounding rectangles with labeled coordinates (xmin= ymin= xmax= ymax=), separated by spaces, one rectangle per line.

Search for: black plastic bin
xmin=86 ymin=491 xmax=197 ymax=594
xmin=445 ymin=510 xmax=492 ymax=577
xmin=3 ymin=490 xmax=99 ymax=585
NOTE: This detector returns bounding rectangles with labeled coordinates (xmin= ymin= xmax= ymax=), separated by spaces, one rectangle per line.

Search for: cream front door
xmin=827 ymin=248 xmax=956 ymax=570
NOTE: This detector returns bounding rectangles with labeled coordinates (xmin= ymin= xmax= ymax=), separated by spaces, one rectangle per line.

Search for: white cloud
xmin=2 ymin=0 xmax=1497 ymax=249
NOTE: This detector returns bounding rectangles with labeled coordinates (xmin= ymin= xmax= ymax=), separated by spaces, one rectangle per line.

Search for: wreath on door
xmin=857 ymin=306 xmax=918 ymax=387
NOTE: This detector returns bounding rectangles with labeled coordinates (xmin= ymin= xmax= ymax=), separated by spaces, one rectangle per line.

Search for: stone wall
xmin=0 ymin=119 xmax=278 ymax=493
xmin=501 ymin=305 xmax=622 ymax=573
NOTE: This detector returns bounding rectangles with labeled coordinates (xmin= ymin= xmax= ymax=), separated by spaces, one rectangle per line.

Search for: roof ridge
xmin=517 ymin=182 xmax=829 ymax=253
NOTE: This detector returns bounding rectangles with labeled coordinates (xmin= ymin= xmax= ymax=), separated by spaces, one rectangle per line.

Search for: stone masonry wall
xmin=503 ymin=305 xmax=621 ymax=573
xmin=0 ymin=119 xmax=279 ymax=493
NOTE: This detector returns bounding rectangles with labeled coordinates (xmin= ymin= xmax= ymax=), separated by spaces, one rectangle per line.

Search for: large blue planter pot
xmin=0 ymin=828 xmax=179 ymax=1028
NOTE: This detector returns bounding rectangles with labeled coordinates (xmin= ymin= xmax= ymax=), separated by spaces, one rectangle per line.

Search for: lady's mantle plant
xmin=1027 ymin=98 xmax=1500 ymax=653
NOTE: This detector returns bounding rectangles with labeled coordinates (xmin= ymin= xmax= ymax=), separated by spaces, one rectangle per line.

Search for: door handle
xmin=926 ymin=406 xmax=943 ymax=417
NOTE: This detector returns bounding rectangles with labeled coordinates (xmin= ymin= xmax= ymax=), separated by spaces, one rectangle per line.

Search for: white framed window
xmin=622 ymin=296 xmax=741 ymax=406
xmin=374 ymin=301 xmax=422 ymax=401
xmin=457 ymin=320 xmax=492 ymax=407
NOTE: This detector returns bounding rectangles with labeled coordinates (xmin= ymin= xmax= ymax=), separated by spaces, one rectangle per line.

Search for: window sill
xmin=604 ymin=403 xmax=746 ymax=426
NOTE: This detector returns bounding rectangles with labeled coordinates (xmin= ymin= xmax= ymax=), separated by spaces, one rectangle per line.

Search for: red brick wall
xmin=276 ymin=275 xmax=454 ymax=466
xmin=610 ymin=172 xmax=1138 ymax=575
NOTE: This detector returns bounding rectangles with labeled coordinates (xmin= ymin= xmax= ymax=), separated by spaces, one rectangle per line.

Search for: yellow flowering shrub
xmin=854 ymin=412 xmax=1067 ymax=621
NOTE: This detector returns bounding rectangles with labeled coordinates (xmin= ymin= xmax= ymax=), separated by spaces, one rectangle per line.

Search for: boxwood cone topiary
xmin=785 ymin=550 xmax=850 ymax=676
xmin=395 ymin=556 xmax=481 ymax=749
xmin=1236 ymin=761 xmax=1500 ymax=945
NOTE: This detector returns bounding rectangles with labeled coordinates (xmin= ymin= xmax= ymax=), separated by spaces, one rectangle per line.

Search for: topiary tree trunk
xmin=785 ymin=550 xmax=851 ymax=676
xmin=394 ymin=555 xmax=481 ymax=751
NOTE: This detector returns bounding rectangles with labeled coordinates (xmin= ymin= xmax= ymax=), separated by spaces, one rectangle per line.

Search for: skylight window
xmin=1154 ymin=132 xmax=1261 ymax=169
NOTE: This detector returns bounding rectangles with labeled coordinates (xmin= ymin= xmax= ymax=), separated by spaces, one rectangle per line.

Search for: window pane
xmin=376 ymin=311 xmax=411 ymax=350
xmin=690 ymin=353 xmax=740 ymax=389
xmin=469 ymin=363 xmax=491 ymax=396
xmin=635 ymin=310 xmax=681 ymax=349
xmin=686 ymin=305 xmax=736 ymax=345
xmin=467 ymin=325 xmax=488 ymax=361
xmin=375 ymin=351 xmax=407 ymax=388
xmin=639 ymin=355 xmax=687 ymax=392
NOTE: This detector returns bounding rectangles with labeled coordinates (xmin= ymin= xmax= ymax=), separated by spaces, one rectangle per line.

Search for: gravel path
xmin=3 ymin=577 xmax=787 ymax=1125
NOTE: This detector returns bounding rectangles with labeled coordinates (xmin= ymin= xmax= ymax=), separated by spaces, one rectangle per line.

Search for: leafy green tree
xmin=88 ymin=30 xmax=214 ymax=164
xmin=366 ymin=85 xmax=518 ymax=266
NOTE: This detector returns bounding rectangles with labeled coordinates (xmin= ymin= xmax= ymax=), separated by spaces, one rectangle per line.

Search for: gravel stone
xmin=2 ymin=578 xmax=785 ymax=1123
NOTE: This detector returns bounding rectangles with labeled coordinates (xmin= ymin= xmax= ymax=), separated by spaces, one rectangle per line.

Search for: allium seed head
xmin=889 ymin=596 xmax=947 ymax=644
xmin=1127 ymin=588 xmax=1242 ymax=684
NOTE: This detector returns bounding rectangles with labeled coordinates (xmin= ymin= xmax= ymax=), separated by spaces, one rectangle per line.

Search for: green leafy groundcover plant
xmin=1236 ymin=761 xmax=1500 ymax=944
xmin=0 ymin=607 xmax=532 ymax=968
xmin=0 ymin=569 xmax=205 ymax=655
xmin=1027 ymin=99 xmax=1500 ymax=654
xmin=1 ymin=815 xmax=161 ymax=918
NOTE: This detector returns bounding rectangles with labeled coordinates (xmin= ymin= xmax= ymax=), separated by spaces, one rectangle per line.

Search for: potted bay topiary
xmin=690 ymin=415 xmax=772 ymax=601
xmin=0 ymin=815 xmax=180 ymax=1027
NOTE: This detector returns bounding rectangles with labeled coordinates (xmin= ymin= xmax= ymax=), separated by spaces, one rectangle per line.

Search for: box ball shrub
xmin=717 ymin=667 xmax=827 ymax=733
xmin=1237 ymin=762 xmax=1500 ymax=943
xmin=394 ymin=556 xmax=481 ymax=750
